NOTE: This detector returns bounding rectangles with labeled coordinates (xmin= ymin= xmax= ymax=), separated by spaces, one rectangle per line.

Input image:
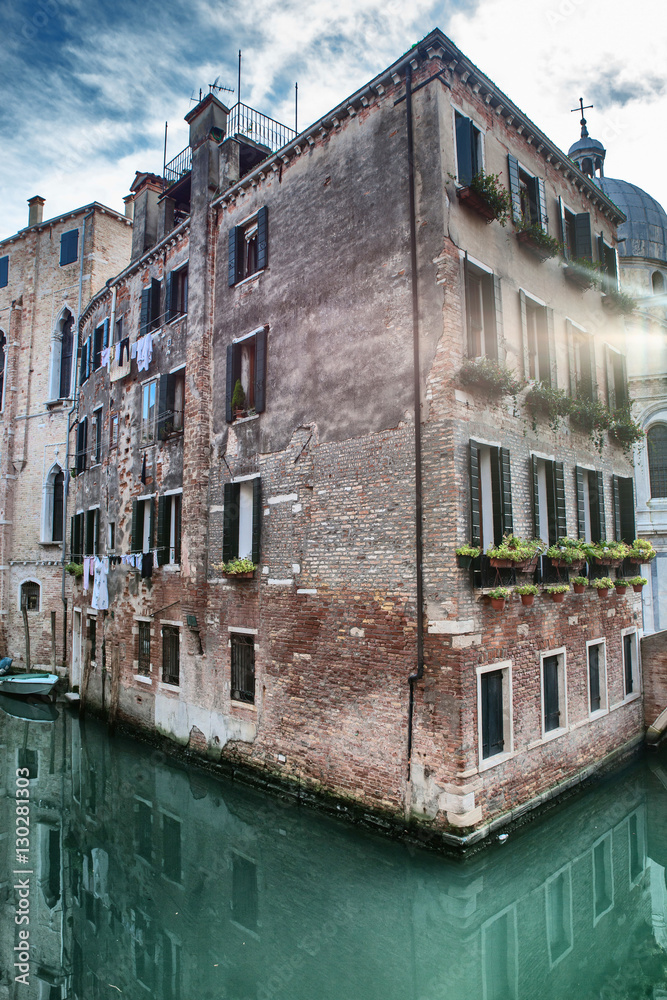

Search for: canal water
xmin=3 ymin=705 xmax=667 ymax=1000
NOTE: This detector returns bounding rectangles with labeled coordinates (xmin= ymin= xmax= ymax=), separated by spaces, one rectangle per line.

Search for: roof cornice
xmin=0 ymin=201 xmax=132 ymax=249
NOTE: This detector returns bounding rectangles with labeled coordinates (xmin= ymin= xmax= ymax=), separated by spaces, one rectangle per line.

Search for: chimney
xmin=123 ymin=194 xmax=135 ymax=221
xmin=128 ymin=173 xmax=163 ymax=261
xmin=27 ymin=196 xmax=45 ymax=227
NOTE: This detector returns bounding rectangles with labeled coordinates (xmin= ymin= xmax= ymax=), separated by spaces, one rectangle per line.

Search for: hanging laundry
xmin=101 ymin=346 xmax=112 ymax=369
xmin=91 ymin=556 xmax=109 ymax=611
xmin=130 ymin=342 xmax=138 ymax=360
xmin=136 ymin=332 xmax=153 ymax=373
xmin=141 ymin=552 xmax=153 ymax=578
xmin=83 ymin=557 xmax=91 ymax=592
xmin=119 ymin=337 xmax=130 ymax=365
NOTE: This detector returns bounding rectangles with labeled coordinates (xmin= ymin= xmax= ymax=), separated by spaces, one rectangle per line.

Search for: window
xmin=225 ymin=327 xmax=268 ymax=420
xmin=454 ymin=111 xmax=482 ymax=186
xmin=652 ymin=271 xmax=665 ymax=295
xmin=166 ymin=265 xmax=188 ymax=320
xmin=92 ymin=321 xmax=108 ymax=372
xmin=541 ymin=649 xmax=566 ymax=736
xmin=140 ymin=278 xmax=162 ymax=334
xmin=223 ymin=478 xmax=261 ymax=563
xmin=85 ymin=508 xmax=99 ymax=557
xmin=133 ymin=911 xmax=156 ymax=990
xmin=575 ymin=467 xmax=605 ymax=543
xmin=161 ymin=814 xmax=182 ymax=882
xmin=60 ymin=228 xmax=79 ymax=266
xmin=531 ymin=456 xmax=566 ymax=546
xmin=232 ymin=854 xmax=258 ymax=931
xmin=477 ymin=661 xmax=512 ymax=766
xmin=598 ymin=236 xmax=618 ymax=291
xmin=612 ymin=475 xmax=636 ymax=544
xmin=162 ymin=625 xmax=180 ymax=685
xmin=228 ymin=207 xmax=268 ymax=285
xmin=51 ymin=311 xmax=75 ymax=400
xmin=559 ymin=200 xmax=592 ymax=260
xmin=605 ymin=346 xmax=628 ymax=412
xmin=70 ymin=511 xmax=85 ymax=562
xmin=134 ymin=799 xmax=152 ymax=860
xmin=508 ymin=154 xmax=547 ymax=229
xmin=141 ymin=379 xmax=157 ymax=443
xmin=587 ymin=640 xmax=608 ymax=715
xmin=131 ymin=497 xmax=154 ymax=554
xmin=42 ymin=464 xmax=65 ymax=543
xmin=469 ymin=442 xmax=513 ymax=551
xmin=464 ymin=260 xmax=501 ymax=360
xmin=231 ymin=633 xmax=255 ymax=704
xmin=115 ymin=316 xmax=123 ymax=344
xmin=137 ymin=621 xmax=151 ymax=675
xmin=20 ymin=581 xmax=40 ymax=611
xmin=157 ymin=493 xmax=181 ymax=566
xmin=0 ymin=329 xmax=6 ymax=410
xmin=92 ymin=409 xmax=102 ymax=464
xmin=79 ymin=337 xmax=89 ymax=386
xmin=520 ymin=292 xmax=554 ymax=384
xmin=89 ymin=616 xmax=97 ymax=662
xmin=157 ymin=368 xmax=185 ymax=437
xmin=18 ymin=748 xmax=38 ymax=780
xmin=567 ymin=321 xmax=596 ymax=402
xmin=108 ymin=521 xmax=116 ymax=551
xmin=76 ymin=417 xmax=87 ymax=474
xmin=622 ymin=629 xmax=640 ymax=699
xmin=592 ymin=834 xmax=613 ymax=922
xmin=647 ymin=425 xmax=667 ymax=498
xmin=110 ymin=413 xmax=119 ymax=449
xmin=0 ymin=255 xmax=8 ymax=287
xmin=545 ymin=867 xmax=572 ymax=966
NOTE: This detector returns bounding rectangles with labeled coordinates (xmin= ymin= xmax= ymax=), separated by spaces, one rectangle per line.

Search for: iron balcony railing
xmin=163 ymin=103 xmax=296 ymax=186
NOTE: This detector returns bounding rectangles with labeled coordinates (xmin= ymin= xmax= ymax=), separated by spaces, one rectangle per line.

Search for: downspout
xmin=405 ymin=61 xmax=425 ymax=782
xmin=61 ymin=209 xmax=94 ymax=669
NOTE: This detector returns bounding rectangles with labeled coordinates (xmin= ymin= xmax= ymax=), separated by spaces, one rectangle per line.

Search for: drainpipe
xmin=405 ymin=61 xmax=425 ymax=782
xmin=61 ymin=208 xmax=94 ymax=669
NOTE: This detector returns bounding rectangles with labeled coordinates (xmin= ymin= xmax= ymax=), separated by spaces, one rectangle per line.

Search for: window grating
xmin=138 ymin=622 xmax=151 ymax=675
xmin=648 ymin=424 xmax=667 ymax=498
xmin=20 ymin=581 xmax=39 ymax=611
xmin=162 ymin=626 xmax=180 ymax=685
xmin=231 ymin=633 xmax=255 ymax=704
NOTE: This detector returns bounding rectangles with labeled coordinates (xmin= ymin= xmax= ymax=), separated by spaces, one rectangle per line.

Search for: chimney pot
xmin=123 ymin=195 xmax=135 ymax=221
xmin=27 ymin=196 xmax=45 ymax=227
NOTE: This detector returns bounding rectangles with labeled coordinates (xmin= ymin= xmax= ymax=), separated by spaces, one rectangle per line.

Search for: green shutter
xmin=464 ymin=254 xmax=474 ymax=357
xmin=147 ymin=498 xmax=155 ymax=550
xmin=456 ymin=114 xmax=474 ymax=186
xmin=254 ymin=328 xmax=268 ymax=413
xmin=252 ymin=478 xmax=262 ymax=564
xmin=228 ymin=227 xmax=241 ymax=286
xmin=574 ymin=213 xmax=592 ymax=260
xmin=559 ymin=197 xmax=569 ymax=258
xmin=150 ymin=278 xmax=161 ymax=329
xmin=493 ymin=276 xmax=504 ymax=363
xmin=554 ymin=462 xmax=567 ymax=540
xmin=157 ymin=495 xmax=167 ymax=566
xmin=257 ymin=207 xmax=268 ymax=271
xmin=507 ymin=154 xmax=522 ymax=222
xmin=174 ymin=496 xmax=182 ymax=564
xmin=612 ymin=475 xmax=622 ymax=542
xmin=165 ymin=272 xmax=174 ymax=324
xmin=85 ymin=510 xmax=94 ymax=556
xmin=499 ymin=447 xmax=513 ymax=537
xmin=225 ymin=344 xmax=241 ymax=423
xmin=103 ymin=318 xmax=109 ymax=350
xmin=531 ymin=455 xmax=541 ymax=541
xmin=223 ymin=482 xmax=240 ymax=562
xmin=575 ymin=467 xmax=586 ymax=539
xmin=546 ymin=308 xmax=556 ymax=389
xmin=614 ymin=475 xmax=636 ymax=544
xmin=140 ymin=287 xmax=150 ymax=337
xmin=519 ymin=290 xmax=529 ymax=379
xmin=595 ymin=470 xmax=606 ymax=540
xmin=536 ymin=177 xmax=548 ymax=233
xmin=131 ymin=500 xmax=139 ymax=553
xmin=157 ymin=374 xmax=169 ymax=439
xmin=469 ymin=441 xmax=481 ymax=548
xmin=70 ymin=516 xmax=76 ymax=562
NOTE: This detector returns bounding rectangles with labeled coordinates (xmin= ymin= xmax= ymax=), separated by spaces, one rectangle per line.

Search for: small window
xmin=232 ymin=854 xmax=258 ymax=931
xmin=0 ymin=255 xmax=8 ymax=288
xmin=598 ymin=236 xmax=618 ymax=291
xmin=541 ymin=649 xmax=567 ymax=736
xmin=92 ymin=322 xmax=106 ymax=371
xmin=92 ymin=410 xmax=102 ymax=465
xmin=612 ymin=475 xmax=635 ymax=544
xmin=652 ymin=271 xmax=664 ymax=295
xmin=162 ymin=625 xmax=180 ymax=685
xmin=477 ymin=661 xmax=512 ymax=766
xmin=158 ymin=369 xmax=185 ymax=437
xmin=226 ymin=328 xmax=268 ymax=421
xmin=223 ymin=479 xmax=261 ymax=564
xmin=647 ymin=425 xmax=667 ymax=498
xmin=454 ymin=111 xmax=482 ymax=186
xmin=140 ymin=278 xmax=161 ymax=335
xmin=70 ymin=511 xmax=85 ymax=563
xmin=18 ymin=748 xmax=38 ymax=780
xmin=606 ymin=346 xmax=628 ymax=412
xmin=161 ymin=814 xmax=182 ymax=883
xmin=228 ymin=207 xmax=268 ymax=286
xmin=508 ymin=154 xmax=547 ymax=231
xmin=587 ymin=641 xmax=607 ymax=715
xmin=142 ymin=379 xmax=157 ymax=444
xmin=108 ymin=521 xmax=116 ymax=552
xmin=575 ymin=467 xmax=605 ymax=543
xmin=76 ymin=417 xmax=88 ymax=475
xmin=20 ymin=581 xmax=40 ymax=612
xmin=138 ymin=621 xmax=151 ymax=675
xmin=166 ymin=266 xmax=188 ymax=321
xmin=56 ymin=312 xmax=75 ymax=400
xmin=110 ymin=413 xmax=119 ymax=449
xmin=52 ymin=470 xmax=64 ymax=543
xmin=231 ymin=633 xmax=255 ymax=704
xmin=465 ymin=262 xmax=499 ymax=360
xmin=622 ymin=630 xmax=640 ymax=699
xmin=157 ymin=494 xmax=181 ymax=566
xmin=569 ymin=324 xmax=596 ymax=402
xmin=561 ymin=204 xmax=593 ymax=261
xmin=521 ymin=293 xmax=553 ymax=384
xmin=131 ymin=497 xmax=154 ymax=554
xmin=60 ymin=229 xmax=79 ymax=266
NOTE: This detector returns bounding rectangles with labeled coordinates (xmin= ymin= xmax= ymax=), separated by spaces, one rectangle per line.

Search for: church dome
xmin=597 ymin=177 xmax=667 ymax=264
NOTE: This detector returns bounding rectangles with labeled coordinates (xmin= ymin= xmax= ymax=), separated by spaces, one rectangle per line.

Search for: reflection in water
xmin=2 ymin=708 xmax=667 ymax=998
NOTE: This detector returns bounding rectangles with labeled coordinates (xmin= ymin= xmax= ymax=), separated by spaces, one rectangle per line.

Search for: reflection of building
xmin=0 ymin=199 xmax=132 ymax=668
xmin=568 ymin=123 xmax=667 ymax=634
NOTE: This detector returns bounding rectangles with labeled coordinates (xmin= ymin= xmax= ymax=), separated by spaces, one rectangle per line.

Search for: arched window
xmin=648 ymin=424 xmax=667 ymax=498
xmin=42 ymin=464 xmax=65 ymax=543
xmin=49 ymin=309 xmax=74 ymax=401
xmin=652 ymin=271 xmax=665 ymax=295
xmin=20 ymin=580 xmax=40 ymax=612
xmin=0 ymin=329 xmax=6 ymax=411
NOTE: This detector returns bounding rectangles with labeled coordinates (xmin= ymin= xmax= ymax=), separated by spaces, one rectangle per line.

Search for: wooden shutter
xmin=251 ymin=478 xmax=262 ymax=564
xmin=222 ymin=482 xmax=240 ymax=562
xmin=589 ymin=645 xmax=601 ymax=712
xmin=174 ymin=496 xmax=181 ymax=564
xmin=225 ymin=344 xmax=241 ymax=423
xmin=531 ymin=455 xmax=541 ymax=542
xmin=469 ymin=441 xmax=481 ymax=548
xmin=85 ymin=510 xmax=94 ymax=556
xmin=574 ymin=213 xmax=592 ymax=260
xmin=507 ymin=154 xmax=522 ymax=222
xmin=157 ymin=495 xmax=168 ymax=566
xmin=482 ymin=670 xmax=504 ymax=758
xmin=70 ymin=516 xmax=75 ymax=562
xmin=559 ymin=197 xmax=568 ymax=258
xmin=575 ymin=466 xmax=586 ymax=539
xmin=519 ymin=290 xmax=530 ymax=379
xmin=456 ymin=115 xmax=474 ymax=186
xmin=165 ymin=271 xmax=174 ymax=323
xmin=493 ymin=276 xmax=504 ymax=362
xmin=147 ymin=497 xmax=155 ymax=550
xmin=257 ymin=207 xmax=268 ymax=271
xmin=254 ymin=328 xmax=268 ymax=413
xmin=543 ymin=656 xmax=560 ymax=732
xmin=150 ymin=278 xmax=161 ymax=329
xmin=606 ymin=345 xmax=617 ymax=411
xmin=0 ymin=256 xmax=8 ymax=287
xmin=613 ymin=475 xmax=636 ymax=544
xmin=157 ymin=374 xmax=169 ymax=439
xmin=103 ymin=318 xmax=109 ymax=350
xmin=79 ymin=340 xmax=87 ymax=386
xmin=60 ymin=230 xmax=78 ymax=266
xmin=566 ymin=320 xmax=576 ymax=396
xmin=546 ymin=308 xmax=556 ymax=389
xmin=464 ymin=254 xmax=474 ymax=357
xmin=536 ymin=177 xmax=548 ymax=233
xmin=545 ymin=461 xmax=557 ymax=546
xmin=94 ymin=510 xmax=99 ymax=556
xmin=131 ymin=500 xmax=140 ymax=553
xmin=228 ymin=227 xmax=241 ymax=286
xmin=499 ymin=447 xmax=514 ymax=538
xmin=590 ymin=470 xmax=606 ymax=540
xmin=624 ymin=635 xmax=634 ymax=695
xmin=140 ymin=287 xmax=151 ymax=336
xmin=554 ymin=462 xmax=567 ymax=540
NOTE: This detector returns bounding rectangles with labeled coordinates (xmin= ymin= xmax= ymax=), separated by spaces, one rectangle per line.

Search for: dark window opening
xmin=589 ymin=644 xmax=602 ymax=713
xmin=140 ymin=278 xmax=162 ymax=335
xmin=612 ymin=475 xmax=636 ymax=545
xmin=59 ymin=313 xmax=74 ymax=398
xmin=85 ymin=508 xmax=99 ymax=557
xmin=531 ymin=456 xmax=566 ymax=547
xmin=543 ymin=655 xmax=560 ymax=732
xmin=18 ymin=747 xmax=38 ymax=779
xmin=222 ymin=478 xmax=262 ymax=564
xmin=481 ymin=669 xmax=504 ymax=759
xmin=0 ymin=255 xmax=8 ymax=287
xmin=158 ymin=369 xmax=185 ymax=438
xmin=575 ymin=467 xmax=605 ymax=544
xmin=455 ymin=112 xmax=481 ymax=187
xmin=108 ymin=521 xmax=116 ymax=551
xmin=225 ymin=327 xmax=268 ymax=421
xmin=166 ymin=266 xmax=188 ymax=321
xmin=652 ymin=271 xmax=664 ymax=295
xmin=93 ymin=323 xmax=105 ymax=371
xmin=157 ymin=494 xmax=182 ymax=566
xmin=20 ymin=581 xmax=39 ymax=611
xmin=162 ymin=625 xmax=180 ymax=685
xmin=131 ymin=497 xmax=154 ymax=554
xmin=519 ymin=168 xmax=539 ymax=225
xmin=228 ymin=207 xmax=268 ymax=286
xmin=76 ymin=417 xmax=88 ymax=475
xmin=135 ymin=800 xmax=152 ymax=860
xmin=138 ymin=621 xmax=151 ymax=675
xmin=232 ymin=854 xmax=258 ymax=931
xmin=598 ymin=236 xmax=618 ymax=290
xmin=509 ymin=154 xmax=547 ymax=231
xmin=60 ymin=228 xmax=79 ymax=266
xmin=0 ymin=329 xmax=6 ymax=409
xmin=71 ymin=511 xmax=85 ymax=563
xmin=624 ymin=633 xmax=636 ymax=697
xmin=89 ymin=617 xmax=97 ymax=662
xmin=648 ymin=425 xmax=667 ymax=498
xmin=93 ymin=411 xmax=102 ymax=464
xmin=52 ymin=471 xmax=64 ymax=543
xmin=231 ymin=633 xmax=255 ymax=704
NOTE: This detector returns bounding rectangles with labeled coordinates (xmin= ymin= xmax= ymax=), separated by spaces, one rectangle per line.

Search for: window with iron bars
xmin=138 ymin=621 xmax=151 ymax=675
xmin=162 ymin=626 xmax=179 ymax=685
xmin=231 ymin=633 xmax=255 ymax=704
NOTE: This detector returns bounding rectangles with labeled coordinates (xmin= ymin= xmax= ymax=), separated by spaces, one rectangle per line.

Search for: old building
xmin=69 ymin=29 xmax=644 ymax=843
xmin=0 ymin=199 xmax=132 ymax=670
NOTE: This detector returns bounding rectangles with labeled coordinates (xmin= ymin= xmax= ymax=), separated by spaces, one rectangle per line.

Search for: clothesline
xmin=97 ymin=332 xmax=153 ymax=373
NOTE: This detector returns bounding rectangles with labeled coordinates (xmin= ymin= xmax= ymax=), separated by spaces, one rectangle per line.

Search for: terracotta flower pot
xmin=490 ymin=597 xmax=506 ymax=611
xmin=551 ymin=592 xmax=566 ymax=603
xmin=222 ymin=571 xmax=255 ymax=580
xmin=633 ymin=584 xmax=644 ymax=593
xmin=573 ymin=583 xmax=586 ymax=594
xmin=520 ymin=594 xmax=535 ymax=607
xmin=595 ymin=557 xmax=622 ymax=568
xmin=596 ymin=588 xmax=609 ymax=598
xmin=489 ymin=558 xmax=515 ymax=569
xmin=456 ymin=186 xmax=497 ymax=222
xmin=614 ymin=584 xmax=627 ymax=595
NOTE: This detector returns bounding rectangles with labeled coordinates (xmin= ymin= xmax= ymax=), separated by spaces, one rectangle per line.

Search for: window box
xmin=457 ymin=185 xmax=497 ymax=222
xmin=516 ymin=229 xmax=559 ymax=262
xmin=562 ymin=262 xmax=594 ymax=289
xmin=549 ymin=558 xmax=584 ymax=571
xmin=222 ymin=569 xmax=255 ymax=580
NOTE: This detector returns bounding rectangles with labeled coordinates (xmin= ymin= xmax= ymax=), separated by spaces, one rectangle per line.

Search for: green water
xmin=3 ymin=706 xmax=667 ymax=1000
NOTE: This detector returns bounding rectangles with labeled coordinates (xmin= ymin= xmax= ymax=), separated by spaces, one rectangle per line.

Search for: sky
xmin=1 ymin=0 xmax=666 ymax=240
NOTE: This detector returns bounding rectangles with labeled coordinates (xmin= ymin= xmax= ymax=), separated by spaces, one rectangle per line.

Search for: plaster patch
xmin=268 ymin=493 xmax=298 ymax=505
xmin=427 ymin=618 xmax=475 ymax=634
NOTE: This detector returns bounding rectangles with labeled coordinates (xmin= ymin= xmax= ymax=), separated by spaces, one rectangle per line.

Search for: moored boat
xmin=0 ymin=672 xmax=59 ymax=697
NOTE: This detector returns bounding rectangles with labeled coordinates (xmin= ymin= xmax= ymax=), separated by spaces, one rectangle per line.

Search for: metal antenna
xmin=295 ymin=82 xmax=298 ymax=133
xmin=238 ymin=49 xmax=242 ymax=105
xmin=571 ymin=96 xmax=594 ymax=137
xmin=162 ymin=121 xmax=168 ymax=192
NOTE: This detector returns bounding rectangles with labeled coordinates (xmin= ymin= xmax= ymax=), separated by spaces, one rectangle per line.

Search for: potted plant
xmin=487 ymin=534 xmax=545 ymax=571
xmin=614 ymin=579 xmax=628 ymax=595
xmin=572 ymin=576 xmax=588 ymax=594
xmin=568 ymin=397 xmax=612 ymax=451
xmin=488 ymin=586 xmax=510 ymax=611
xmin=515 ymin=583 xmax=538 ymax=607
xmin=601 ymin=288 xmax=636 ymax=315
xmin=459 ymin=357 xmax=524 ymax=397
xmin=515 ymin=217 xmax=561 ymax=261
xmin=231 ymin=379 xmax=247 ymax=418
xmin=629 ymin=576 xmax=648 ymax=593
xmin=591 ymin=576 xmax=615 ymax=598
xmin=456 ymin=544 xmax=481 ymax=569
xmin=220 ymin=557 xmax=257 ymax=579
xmin=583 ymin=540 xmax=630 ymax=568
xmin=545 ymin=583 xmax=569 ymax=603
xmin=456 ymin=171 xmax=511 ymax=225
xmin=546 ymin=537 xmax=587 ymax=570
xmin=627 ymin=538 xmax=657 ymax=562
xmin=65 ymin=562 xmax=83 ymax=579
xmin=561 ymin=255 xmax=601 ymax=290
xmin=609 ymin=408 xmax=645 ymax=452
xmin=524 ymin=382 xmax=571 ymax=431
